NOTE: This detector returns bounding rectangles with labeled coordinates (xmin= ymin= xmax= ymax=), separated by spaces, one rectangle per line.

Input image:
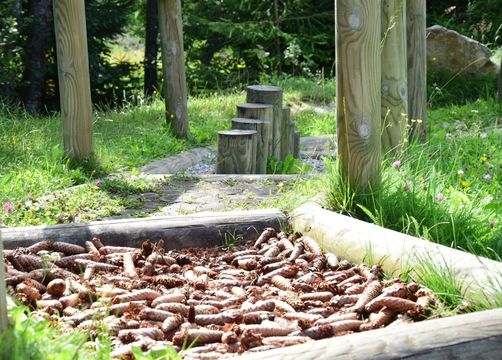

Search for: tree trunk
xmin=22 ymin=0 xmax=52 ymax=114
xmin=144 ymin=0 xmax=159 ymax=99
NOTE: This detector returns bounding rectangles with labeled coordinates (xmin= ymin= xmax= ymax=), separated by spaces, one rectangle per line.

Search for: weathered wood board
xmin=1 ymin=209 xmax=286 ymax=251
xmin=234 ymin=307 xmax=502 ymax=360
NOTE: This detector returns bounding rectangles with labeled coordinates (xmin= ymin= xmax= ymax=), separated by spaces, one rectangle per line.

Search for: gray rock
xmin=426 ymin=25 xmax=498 ymax=75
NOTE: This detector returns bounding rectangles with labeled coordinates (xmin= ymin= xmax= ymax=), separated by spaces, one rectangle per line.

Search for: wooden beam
xmin=498 ymin=56 xmax=502 ymax=102
xmin=158 ymin=0 xmax=189 ymax=138
xmin=336 ymin=0 xmax=382 ymax=191
xmin=0 ymin=236 xmax=8 ymax=333
xmin=234 ymin=308 xmax=502 ymax=360
xmin=381 ymin=0 xmax=408 ymax=155
xmin=406 ymin=0 xmax=427 ymax=141
xmin=1 ymin=209 xmax=286 ymax=251
xmin=53 ymin=0 xmax=93 ymax=160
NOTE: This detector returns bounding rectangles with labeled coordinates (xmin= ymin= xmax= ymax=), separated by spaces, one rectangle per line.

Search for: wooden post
xmin=293 ymin=131 xmax=300 ymax=159
xmin=406 ymin=0 xmax=427 ymax=141
xmin=236 ymin=103 xmax=273 ymax=154
xmin=336 ymin=0 xmax=382 ymax=192
xmin=288 ymin=121 xmax=295 ymax=156
xmin=381 ymin=0 xmax=408 ymax=155
xmin=53 ymin=0 xmax=93 ymax=160
xmin=247 ymin=86 xmax=283 ymax=160
xmin=217 ymin=130 xmax=257 ymax=174
xmin=280 ymin=107 xmax=291 ymax=159
xmin=158 ymin=0 xmax=189 ymax=138
xmin=0 ymin=237 xmax=8 ymax=332
xmin=498 ymin=56 xmax=502 ymax=102
xmin=232 ymin=118 xmax=270 ymax=174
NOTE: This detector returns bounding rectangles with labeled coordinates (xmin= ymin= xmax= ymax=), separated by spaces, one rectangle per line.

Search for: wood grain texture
xmin=381 ymin=0 xmax=408 ymax=155
xmin=288 ymin=121 xmax=295 ymax=156
xmin=158 ymin=0 xmax=189 ymax=138
xmin=406 ymin=0 xmax=427 ymax=141
xmin=247 ymin=86 xmax=283 ymax=159
xmin=280 ymin=107 xmax=291 ymax=160
xmin=233 ymin=308 xmax=502 ymax=360
xmin=498 ymin=56 xmax=502 ymax=102
xmin=217 ymin=130 xmax=257 ymax=174
xmin=53 ymin=0 xmax=93 ymax=160
xmin=336 ymin=0 xmax=382 ymax=191
xmin=232 ymin=118 xmax=270 ymax=174
xmin=0 ymin=235 xmax=8 ymax=332
xmin=1 ymin=209 xmax=287 ymax=251
xmin=236 ymin=103 xmax=273 ymax=155
xmin=293 ymin=131 xmax=300 ymax=158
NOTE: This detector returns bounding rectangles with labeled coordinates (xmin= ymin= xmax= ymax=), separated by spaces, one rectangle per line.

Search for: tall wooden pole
xmin=498 ymin=56 xmax=502 ymax=102
xmin=336 ymin=0 xmax=382 ymax=192
xmin=53 ymin=0 xmax=93 ymax=160
xmin=158 ymin=0 xmax=189 ymax=138
xmin=406 ymin=0 xmax=427 ymax=142
xmin=0 ymin=236 xmax=8 ymax=333
xmin=381 ymin=0 xmax=408 ymax=156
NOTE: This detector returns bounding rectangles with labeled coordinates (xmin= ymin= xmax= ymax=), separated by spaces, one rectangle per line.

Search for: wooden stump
xmin=236 ymin=103 xmax=273 ymax=154
xmin=281 ymin=107 xmax=291 ymax=160
xmin=232 ymin=118 xmax=270 ymax=174
xmin=0 ymin=238 xmax=8 ymax=332
xmin=381 ymin=0 xmax=408 ymax=155
xmin=246 ymin=86 xmax=283 ymax=160
xmin=406 ymin=0 xmax=427 ymax=141
xmin=288 ymin=121 xmax=295 ymax=157
xmin=293 ymin=131 xmax=300 ymax=159
xmin=53 ymin=0 xmax=93 ymax=160
xmin=158 ymin=0 xmax=189 ymax=138
xmin=336 ymin=0 xmax=382 ymax=192
xmin=217 ymin=130 xmax=257 ymax=174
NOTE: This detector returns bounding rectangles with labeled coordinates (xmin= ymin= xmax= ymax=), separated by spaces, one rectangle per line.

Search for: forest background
xmin=1 ymin=0 xmax=501 ymax=114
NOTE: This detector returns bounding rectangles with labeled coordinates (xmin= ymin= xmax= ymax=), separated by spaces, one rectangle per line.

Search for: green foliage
xmin=267 ymin=155 xmax=311 ymax=174
xmin=0 ymin=0 xmax=139 ymax=109
xmin=428 ymin=69 xmax=498 ymax=107
xmin=182 ymin=0 xmax=335 ymax=93
xmin=326 ymin=99 xmax=502 ymax=259
xmin=0 ymin=305 xmax=111 ymax=360
xmin=427 ymin=0 xmax=502 ymax=46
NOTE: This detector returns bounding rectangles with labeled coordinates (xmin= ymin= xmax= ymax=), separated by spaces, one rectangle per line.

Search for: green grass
xmin=325 ymin=98 xmax=501 ymax=258
xmin=0 ymin=304 xmax=183 ymax=360
xmin=0 ymin=77 xmax=333 ymax=227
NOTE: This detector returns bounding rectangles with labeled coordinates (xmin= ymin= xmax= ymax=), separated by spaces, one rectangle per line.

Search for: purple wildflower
xmin=3 ymin=202 xmax=14 ymax=213
xmin=392 ymin=160 xmax=402 ymax=169
xmin=435 ymin=193 xmax=445 ymax=201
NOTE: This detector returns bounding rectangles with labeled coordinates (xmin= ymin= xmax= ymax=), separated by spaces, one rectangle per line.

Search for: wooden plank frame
xmin=1 ymin=209 xmax=286 ymax=250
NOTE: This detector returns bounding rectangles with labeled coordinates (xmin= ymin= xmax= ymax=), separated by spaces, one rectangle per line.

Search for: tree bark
xmin=144 ymin=0 xmax=159 ymax=99
xmin=22 ymin=0 xmax=52 ymax=114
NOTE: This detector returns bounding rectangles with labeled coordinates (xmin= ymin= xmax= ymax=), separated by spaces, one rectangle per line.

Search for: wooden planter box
xmin=2 ymin=205 xmax=502 ymax=358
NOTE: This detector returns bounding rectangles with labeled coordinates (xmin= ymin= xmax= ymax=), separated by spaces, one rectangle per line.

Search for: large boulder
xmin=426 ymin=25 xmax=498 ymax=75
